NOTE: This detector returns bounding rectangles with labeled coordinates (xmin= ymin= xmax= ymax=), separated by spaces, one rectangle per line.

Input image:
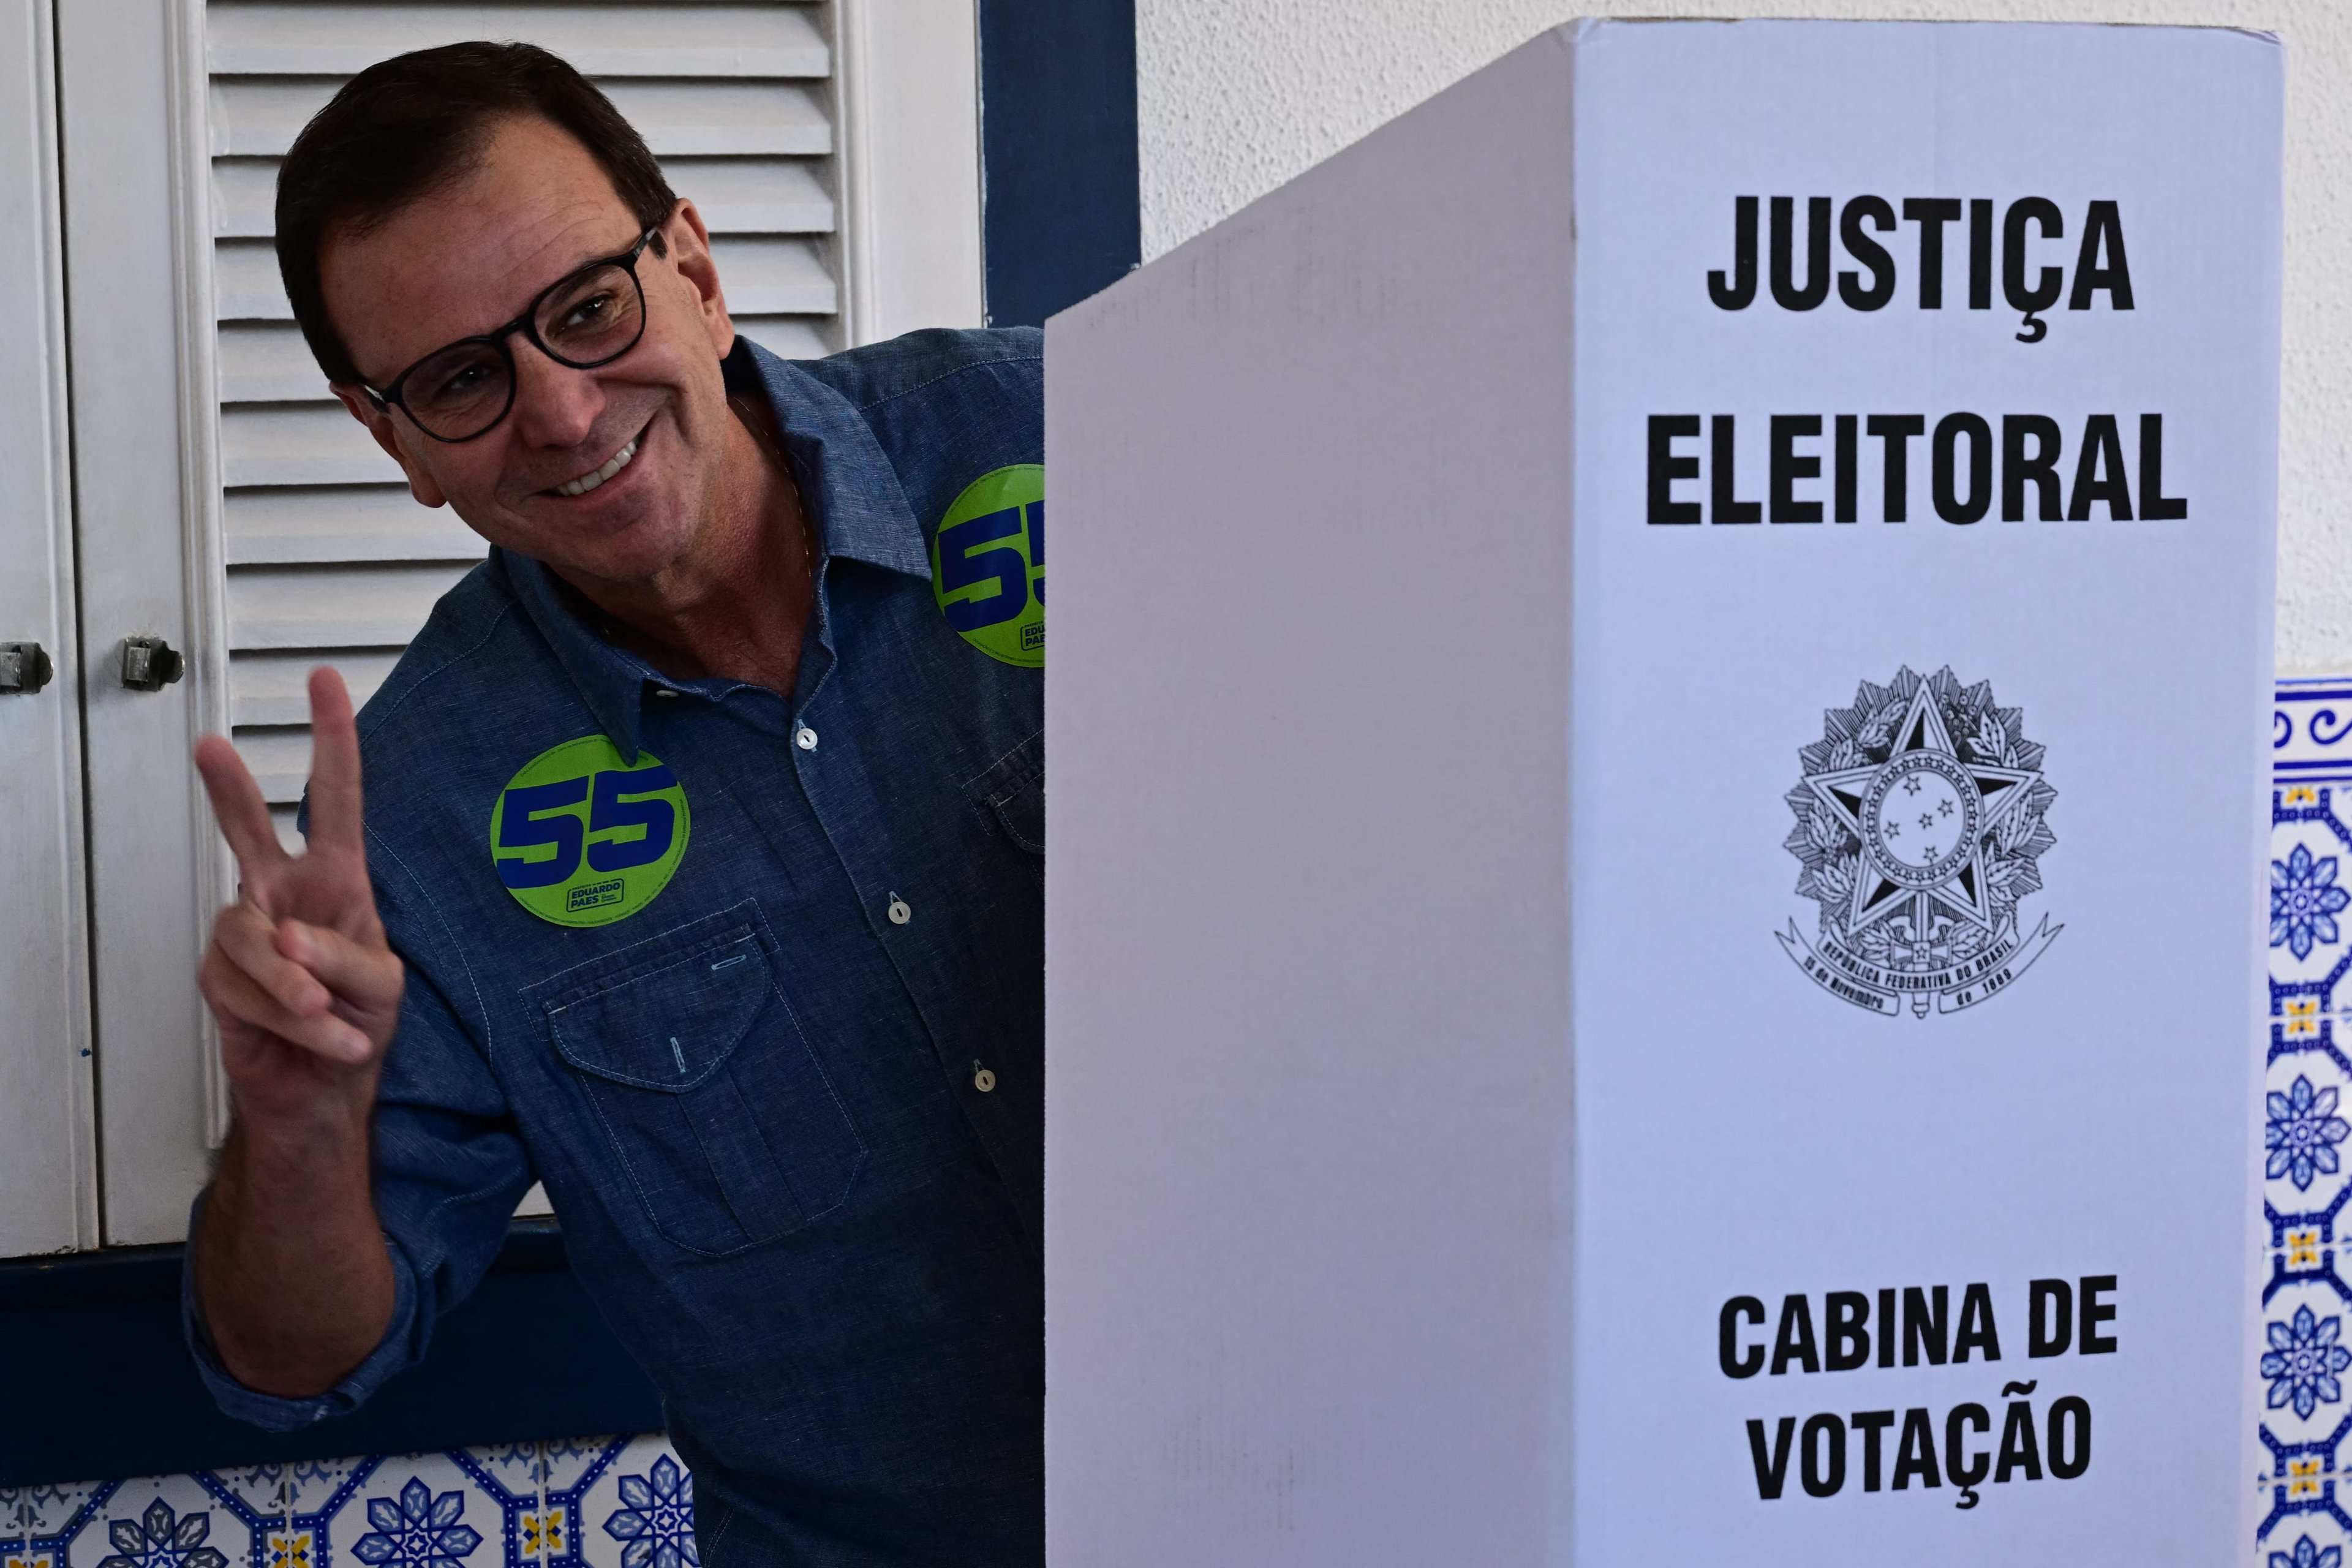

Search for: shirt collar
xmin=731 ymin=339 xmax=931 ymax=581
xmin=502 ymin=336 xmax=930 ymax=758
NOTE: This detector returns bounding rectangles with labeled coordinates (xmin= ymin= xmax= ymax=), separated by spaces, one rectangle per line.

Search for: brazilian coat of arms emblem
xmin=1779 ymin=667 xmax=2060 ymax=1017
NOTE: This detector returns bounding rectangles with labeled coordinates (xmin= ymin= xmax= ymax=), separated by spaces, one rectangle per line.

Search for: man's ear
xmin=331 ymin=383 xmax=448 ymax=507
xmin=662 ymin=199 xmax=736 ymax=360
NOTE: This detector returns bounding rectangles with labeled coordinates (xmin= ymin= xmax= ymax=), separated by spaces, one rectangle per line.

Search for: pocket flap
xmin=538 ymin=922 xmax=772 ymax=1092
xmin=967 ymin=728 xmax=1044 ymax=855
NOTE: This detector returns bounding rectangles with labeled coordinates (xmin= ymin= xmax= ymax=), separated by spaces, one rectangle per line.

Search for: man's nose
xmin=507 ymin=338 xmax=605 ymax=448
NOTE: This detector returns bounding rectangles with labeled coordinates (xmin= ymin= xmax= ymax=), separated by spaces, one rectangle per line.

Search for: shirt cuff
xmin=180 ymin=1185 xmax=424 ymax=1431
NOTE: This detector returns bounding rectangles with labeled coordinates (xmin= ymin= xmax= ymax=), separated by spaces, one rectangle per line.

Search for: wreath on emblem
xmin=1778 ymin=666 xmax=2060 ymax=1018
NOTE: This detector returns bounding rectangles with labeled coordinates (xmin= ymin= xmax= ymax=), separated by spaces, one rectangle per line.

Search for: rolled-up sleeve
xmin=183 ymin=851 xmax=535 ymax=1428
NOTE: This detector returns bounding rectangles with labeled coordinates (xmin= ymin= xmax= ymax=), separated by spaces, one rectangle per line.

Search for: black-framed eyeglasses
xmin=361 ymin=228 xmax=660 ymax=443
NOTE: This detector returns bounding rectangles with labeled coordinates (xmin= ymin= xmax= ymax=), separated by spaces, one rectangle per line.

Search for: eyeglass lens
xmin=399 ymin=260 xmax=647 ymax=440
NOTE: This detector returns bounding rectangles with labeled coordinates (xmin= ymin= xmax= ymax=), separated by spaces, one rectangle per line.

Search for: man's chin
xmin=499 ymin=490 xmax=685 ymax=571
xmin=499 ymin=515 xmax=693 ymax=592
xmin=549 ymin=541 xmax=692 ymax=592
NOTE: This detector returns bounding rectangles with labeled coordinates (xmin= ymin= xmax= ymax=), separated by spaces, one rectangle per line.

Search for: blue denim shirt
xmin=186 ymin=330 xmax=1047 ymax=1565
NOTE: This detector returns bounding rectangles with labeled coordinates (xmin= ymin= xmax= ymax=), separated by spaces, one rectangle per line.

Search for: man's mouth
xmin=550 ymin=427 xmax=646 ymax=497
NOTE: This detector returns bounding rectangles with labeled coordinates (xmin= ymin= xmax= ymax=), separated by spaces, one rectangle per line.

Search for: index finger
xmin=303 ymin=665 xmax=366 ymax=854
xmin=194 ymin=734 xmax=289 ymax=878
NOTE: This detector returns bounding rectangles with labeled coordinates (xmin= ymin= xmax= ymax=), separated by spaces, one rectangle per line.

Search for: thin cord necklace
xmin=731 ymin=390 xmax=817 ymax=587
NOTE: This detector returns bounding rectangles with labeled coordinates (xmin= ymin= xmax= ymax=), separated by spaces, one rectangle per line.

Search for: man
xmin=186 ymin=42 xmax=1046 ymax=1565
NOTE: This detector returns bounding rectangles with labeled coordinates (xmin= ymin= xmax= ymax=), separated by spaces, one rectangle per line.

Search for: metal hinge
xmin=121 ymin=635 xmax=185 ymax=692
xmin=0 ymin=641 xmax=52 ymax=695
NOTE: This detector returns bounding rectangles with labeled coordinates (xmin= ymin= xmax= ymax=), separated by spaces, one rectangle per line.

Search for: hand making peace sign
xmin=193 ymin=667 xmax=406 ymax=1123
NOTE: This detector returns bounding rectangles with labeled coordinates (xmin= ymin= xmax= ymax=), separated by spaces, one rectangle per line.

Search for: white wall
xmin=1136 ymin=1 xmax=2352 ymax=671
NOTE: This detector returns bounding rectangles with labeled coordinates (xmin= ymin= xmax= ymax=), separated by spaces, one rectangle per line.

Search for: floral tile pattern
xmin=0 ymin=1482 xmax=113 ymax=1545
xmin=0 ymin=1439 xmax=682 ymax=1568
xmin=2257 ymin=679 xmax=2352 ymax=1564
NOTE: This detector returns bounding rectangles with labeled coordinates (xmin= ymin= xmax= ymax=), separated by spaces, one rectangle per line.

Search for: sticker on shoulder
xmin=933 ymin=464 xmax=1044 ymax=668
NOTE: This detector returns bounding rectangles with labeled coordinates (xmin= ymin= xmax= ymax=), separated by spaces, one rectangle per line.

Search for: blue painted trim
xmin=978 ymin=0 xmax=1140 ymax=327
xmin=0 ymin=1223 xmax=662 ymax=1484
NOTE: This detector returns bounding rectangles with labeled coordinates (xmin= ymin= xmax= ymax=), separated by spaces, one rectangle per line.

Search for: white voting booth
xmin=1046 ymin=19 xmax=2280 ymax=1566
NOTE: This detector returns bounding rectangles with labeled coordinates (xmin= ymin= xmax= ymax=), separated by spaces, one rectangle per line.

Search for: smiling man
xmin=184 ymin=43 xmax=1046 ymax=1566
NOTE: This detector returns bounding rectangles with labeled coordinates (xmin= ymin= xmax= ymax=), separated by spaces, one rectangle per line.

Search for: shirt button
xmin=973 ymin=1063 xmax=997 ymax=1093
xmin=887 ymin=895 xmax=911 ymax=925
xmin=794 ymin=726 xmax=818 ymax=751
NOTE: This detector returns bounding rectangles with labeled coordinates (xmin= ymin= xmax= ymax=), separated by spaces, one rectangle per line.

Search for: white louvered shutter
xmin=205 ymin=1 xmax=843 ymax=840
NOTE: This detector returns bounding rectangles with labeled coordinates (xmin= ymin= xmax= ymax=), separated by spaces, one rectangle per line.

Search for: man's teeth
xmin=555 ymin=437 xmax=639 ymax=497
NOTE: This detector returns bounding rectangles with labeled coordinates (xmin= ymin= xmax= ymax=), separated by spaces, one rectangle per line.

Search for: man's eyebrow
xmin=508 ymin=223 xmax=652 ymax=305
xmin=374 ymin=225 xmax=642 ymax=378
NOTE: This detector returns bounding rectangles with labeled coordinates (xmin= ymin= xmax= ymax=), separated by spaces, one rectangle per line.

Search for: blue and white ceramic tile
xmin=458 ymin=1446 xmax=543 ymax=1507
xmin=322 ymin=1450 xmax=479 ymax=1568
xmin=202 ymin=1464 xmax=297 ymax=1526
xmin=2257 ymin=680 xmax=2352 ymax=1567
xmin=535 ymin=1441 xmax=627 ymax=1509
xmin=0 ymin=1480 xmax=114 ymax=1544
xmin=576 ymin=1439 xmax=690 ymax=1568
xmin=93 ymin=1473 xmax=233 ymax=1568
xmin=0 ymin=1479 xmax=118 ymax=1568
xmin=14 ymin=1439 xmax=682 ymax=1568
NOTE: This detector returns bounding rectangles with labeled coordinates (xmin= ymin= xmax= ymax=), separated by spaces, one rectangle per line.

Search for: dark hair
xmin=275 ymin=40 xmax=676 ymax=386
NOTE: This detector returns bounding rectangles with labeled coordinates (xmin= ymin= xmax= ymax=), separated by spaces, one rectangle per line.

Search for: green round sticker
xmin=489 ymin=735 xmax=690 ymax=927
xmin=932 ymin=464 xmax=1044 ymax=668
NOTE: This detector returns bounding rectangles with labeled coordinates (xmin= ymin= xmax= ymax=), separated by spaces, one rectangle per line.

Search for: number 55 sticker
xmin=491 ymin=734 xmax=691 ymax=926
xmin=933 ymin=464 xmax=1043 ymax=668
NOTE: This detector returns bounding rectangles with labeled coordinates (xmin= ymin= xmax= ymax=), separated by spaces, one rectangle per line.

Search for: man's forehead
xmin=321 ymin=116 xmax=638 ymax=375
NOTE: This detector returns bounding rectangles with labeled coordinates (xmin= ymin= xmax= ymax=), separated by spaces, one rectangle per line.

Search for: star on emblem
xmin=1800 ymin=678 xmax=2043 ymax=936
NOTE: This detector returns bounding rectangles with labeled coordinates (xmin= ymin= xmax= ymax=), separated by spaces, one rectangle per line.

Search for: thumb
xmin=277 ymin=919 xmax=402 ymax=1016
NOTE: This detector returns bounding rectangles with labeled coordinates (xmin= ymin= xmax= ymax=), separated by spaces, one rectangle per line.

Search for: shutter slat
xmin=232 ymin=728 xmax=319 ymax=805
xmin=227 ymin=485 xmax=484 ymax=565
xmin=228 ymin=562 xmax=476 ymax=650
xmin=223 ymin=404 xmax=404 ymax=487
xmin=606 ymin=80 xmax=832 ymax=156
xmin=213 ymin=77 xmax=832 ymax=158
xmin=232 ymin=648 xmax=403 ymax=725
xmin=212 ymin=157 xmax=276 ymax=238
xmin=667 ymin=157 xmax=834 ymax=233
xmin=733 ymin=315 xmax=829 ymax=360
xmin=215 ymin=239 xmax=288 ymax=321
xmin=217 ymin=233 xmax=831 ymax=322
xmin=217 ymin=154 xmax=832 ymax=238
xmin=209 ymin=79 xmax=323 ymax=158
xmin=220 ymin=322 xmax=330 ymax=402
xmin=713 ymin=236 xmax=836 ymax=314
xmin=208 ymin=4 xmax=829 ymax=79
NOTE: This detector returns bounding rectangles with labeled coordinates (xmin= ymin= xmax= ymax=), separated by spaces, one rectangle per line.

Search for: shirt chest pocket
xmin=967 ymin=728 xmax=1043 ymax=858
xmin=527 ymin=905 xmax=865 ymax=1256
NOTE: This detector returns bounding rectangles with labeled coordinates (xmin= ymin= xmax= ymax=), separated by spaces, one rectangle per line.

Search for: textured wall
xmin=1136 ymin=1 xmax=2352 ymax=670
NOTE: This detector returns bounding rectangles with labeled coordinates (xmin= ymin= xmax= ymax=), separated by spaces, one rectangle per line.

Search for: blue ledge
xmin=979 ymin=0 xmax=1142 ymax=326
xmin=0 ymin=1223 xmax=662 ymax=1485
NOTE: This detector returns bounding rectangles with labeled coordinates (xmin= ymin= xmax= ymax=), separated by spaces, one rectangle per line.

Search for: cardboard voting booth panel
xmin=1046 ymin=20 xmax=2280 ymax=1564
